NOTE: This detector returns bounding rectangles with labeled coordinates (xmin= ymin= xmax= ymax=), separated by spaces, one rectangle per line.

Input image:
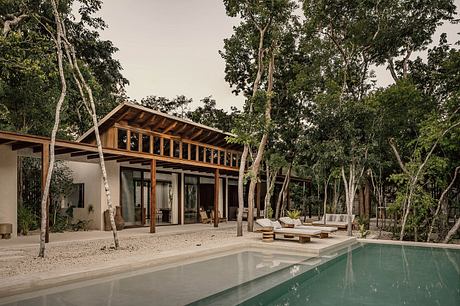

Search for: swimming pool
xmin=196 ymin=243 xmax=460 ymax=306
xmin=0 ymin=249 xmax=312 ymax=306
xmin=1 ymin=243 xmax=458 ymax=306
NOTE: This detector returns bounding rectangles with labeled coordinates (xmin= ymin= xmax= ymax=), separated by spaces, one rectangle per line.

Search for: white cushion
xmin=272 ymin=221 xmax=282 ymax=229
xmin=256 ymin=218 xmax=273 ymax=228
xmin=279 ymin=217 xmax=294 ymax=225
xmin=293 ymin=219 xmax=302 ymax=226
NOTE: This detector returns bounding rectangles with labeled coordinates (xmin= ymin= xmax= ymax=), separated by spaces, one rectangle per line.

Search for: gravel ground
xmin=0 ymin=228 xmax=258 ymax=279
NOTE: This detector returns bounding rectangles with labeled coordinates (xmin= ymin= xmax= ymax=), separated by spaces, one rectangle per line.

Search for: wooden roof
xmin=78 ymin=101 xmax=242 ymax=150
xmin=0 ymin=130 xmax=238 ymax=173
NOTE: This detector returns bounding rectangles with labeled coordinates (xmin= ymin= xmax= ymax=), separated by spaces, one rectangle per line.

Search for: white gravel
xmin=0 ymin=228 xmax=258 ymax=279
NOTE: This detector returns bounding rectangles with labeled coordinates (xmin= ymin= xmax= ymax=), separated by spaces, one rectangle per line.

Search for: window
xmin=153 ymin=137 xmax=161 ymax=154
xmin=206 ymin=148 xmax=212 ymax=163
xmin=226 ymin=152 xmax=232 ymax=166
xmin=130 ymin=132 xmax=139 ymax=151
xmin=142 ymin=134 xmax=151 ymax=153
xmin=182 ymin=143 xmax=189 ymax=160
xmin=198 ymin=146 xmax=205 ymax=162
xmin=219 ymin=150 xmax=225 ymax=165
xmin=117 ymin=129 xmax=128 ymax=150
xmin=68 ymin=183 xmax=84 ymax=208
xmin=213 ymin=150 xmax=219 ymax=164
xmin=163 ymin=138 xmax=171 ymax=156
xmin=173 ymin=140 xmax=181 ymax=158
xmin=190 ymin=144 xmax=197 ymax=160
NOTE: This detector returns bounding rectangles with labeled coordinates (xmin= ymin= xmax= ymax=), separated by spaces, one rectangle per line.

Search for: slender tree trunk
xmin=444 ymin=217 xmax=460 ymax=243
xmin=389 ymin=115 xmax=460 ymax=240
xmin=39 ymin=0 xmax=67 ymax=258
xmin=332 ymin=178 xmax=339 ymax=213
xmin=427 ymin=166 xmax=460 ymax=241
xmin=280 ymin=165 xmax=292 ymax=217
xmin=264 ymin=163 xmax=278 ymax=218
xmin=56 ymin=13 xmax=119 ymax=248
xmin=236 ymin=19 xmax=268 ymax=236
xmin=341 ymin=161 xmax=366 ymax=237
xmin=275 ymin=163 xmax=292 ymax=219
xmin=247 ymin=51 xmax=274 ymax=232
xmin=237 ymin=145 xmax=248 ymax=236
xmin=322 ymin=174 xmax=331 ymax=224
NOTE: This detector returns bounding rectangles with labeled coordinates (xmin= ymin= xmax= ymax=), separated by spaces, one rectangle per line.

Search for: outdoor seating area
xmin=256 ymin=218 xmax=323 ymax=243
xmin=279 ymin=217 xmax=338 ymax=238
xmin=312 ymin=214 xmax=355 ymax=229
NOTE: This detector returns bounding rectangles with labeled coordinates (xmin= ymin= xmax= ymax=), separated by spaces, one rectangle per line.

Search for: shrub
xmin=287 ymin=209 xmax=302 ymax=219
xmin=266 ymin=206 xmax=273 ymax=219
xmin=17 ymin=206 xmax=37 ymax=235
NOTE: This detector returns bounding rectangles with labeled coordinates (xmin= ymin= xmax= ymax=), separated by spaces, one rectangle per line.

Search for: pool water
xmin=0 ymin=250 xmax=311 ymax=306
xmin=237 ymin=243 xmax=460 ymax=306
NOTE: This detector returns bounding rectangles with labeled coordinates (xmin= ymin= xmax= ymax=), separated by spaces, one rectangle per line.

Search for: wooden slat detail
xmin=163 ymin=122 xmax=178 ymax=134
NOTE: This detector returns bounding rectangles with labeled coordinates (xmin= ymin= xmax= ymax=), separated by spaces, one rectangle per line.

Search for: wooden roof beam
xmin=195 ymin=131 xmax=212 ymax=142
xmin=55 ymin=148 xmax=81 ymax=155
xmin=129 ymin=159 xmax=147 ymax=164
xmin=140 ymin=114 xmax=157 ymax=128
xmin=190 ymin=129 xmax=204 ymax=140
xmin=151 ymin=118 xmax=167 ymax=131
xmin=175 ymin=123 xmax=189 ymax=136
xmin=11 ymin=142 xmax=38 ymax=151
xmin=162 ymin=122 xmax=178 ymax=134
xmin=71 ymin=151 xmax=93 ymax=157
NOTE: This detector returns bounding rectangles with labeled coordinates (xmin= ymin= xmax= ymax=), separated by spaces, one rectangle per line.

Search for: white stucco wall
xmin=0 ymin=145 xmax=17 ymax=237
xmin=100 ymin=161 xmax=120 ymax=229
xmin=67 ymin=161 xmax=102 ymax=230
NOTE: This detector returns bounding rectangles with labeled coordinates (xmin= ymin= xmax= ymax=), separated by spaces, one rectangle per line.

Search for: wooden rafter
xmin=175 ymin=123 xmax=189 ymax=136
xmin=190 ymin=129 xmax=204 ymax=140
xmin=152 ymin=118 xmax=167 ymax=131
xmin=162 ymin=122 xmax=178 ymax=134
xmin=195 ymin=131 xmax=212 ymax=142
xmin=140 ymin=114 xmax=157 ymax=128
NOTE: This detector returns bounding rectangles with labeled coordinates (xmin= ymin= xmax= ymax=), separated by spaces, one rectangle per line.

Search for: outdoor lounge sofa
xmin=279 ymin=217 xmax=338 ymax=238
xmin=311 ymin=214 xmax=355 ymax=229
xmin=255 ymin=218 xmax=322 ymax=243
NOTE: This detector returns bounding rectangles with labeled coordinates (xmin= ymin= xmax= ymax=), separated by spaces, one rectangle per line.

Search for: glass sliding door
xmin=184 ymin=175 xmax=198 ymax=223
xmin=121 ymin=169 xmax=143 ymax=226
xmin=156 ymin=181 xmax=173 ymax=225
xmin=121 ymin=168 xmax=178 ymax=227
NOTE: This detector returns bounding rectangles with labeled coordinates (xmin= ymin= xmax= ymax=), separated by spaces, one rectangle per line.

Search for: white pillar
xmin=0 ymin=145 xmax=17 ymax=238
xmin=181 ymin=171 xmax=185 ymax=225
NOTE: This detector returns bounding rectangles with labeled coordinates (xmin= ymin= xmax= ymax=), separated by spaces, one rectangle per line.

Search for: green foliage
xmin=359 ymin=224 xmax=370 ymax=239
xmin=266 ymin=206 xmax=274 ymax=219
xmin=17 ymin=206 xmax=38 ymax=235
xmin=286 ymin=209 xmax=301 ymax=219
xmin=0 ymin=0 xmax=128 ymax=137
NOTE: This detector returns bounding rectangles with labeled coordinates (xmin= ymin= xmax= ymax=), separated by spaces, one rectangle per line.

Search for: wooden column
xmin=41 ymin=144 xmax=50 ymax=243
xmin=214 ymin=169 xmax=220 ymax=227
xmin=256 ymin=182 xmax=261 ymax=218
xmin=150 ymin=159 xmax=156 ymax=233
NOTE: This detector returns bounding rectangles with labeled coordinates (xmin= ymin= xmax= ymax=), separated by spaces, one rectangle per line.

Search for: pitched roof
xmin=78 ymin=101 xmax=241 ymax=150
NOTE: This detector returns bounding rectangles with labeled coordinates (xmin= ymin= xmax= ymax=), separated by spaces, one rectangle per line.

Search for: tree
xmin=187 ymin=96 xmax=239 ymax=132
xmin=4 ymin=0 xmax=129 ymax=256
xmin=222 ymin=0 xmax=298 ymax=233
xmin=0 ymin=0 xmax=128 ymax=137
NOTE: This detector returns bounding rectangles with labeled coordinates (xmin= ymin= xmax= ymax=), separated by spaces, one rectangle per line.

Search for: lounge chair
xmin=279 ymin=217 xmax=338 ymax=238
xmin=199 ymin=211 xmax=210 ymax=224
xmin=311 ymin=213 xmax=355 ymax=229
xmin=211 ymin=210 xmax=227 ymax=223
xmin=256 ymin=219 xmax=322 ymax=243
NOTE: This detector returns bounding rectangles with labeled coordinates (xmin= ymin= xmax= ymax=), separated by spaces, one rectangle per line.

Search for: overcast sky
xmin=96 ymin=0 xmax=460 ymax=111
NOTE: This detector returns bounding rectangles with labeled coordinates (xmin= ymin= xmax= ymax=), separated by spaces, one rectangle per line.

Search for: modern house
xmin=1 ymin=102 xmax=305 ymax=239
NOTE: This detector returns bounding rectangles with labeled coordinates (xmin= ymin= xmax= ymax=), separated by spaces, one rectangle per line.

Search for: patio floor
xmin=0 ymin=222 xmax=237 ymax=249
